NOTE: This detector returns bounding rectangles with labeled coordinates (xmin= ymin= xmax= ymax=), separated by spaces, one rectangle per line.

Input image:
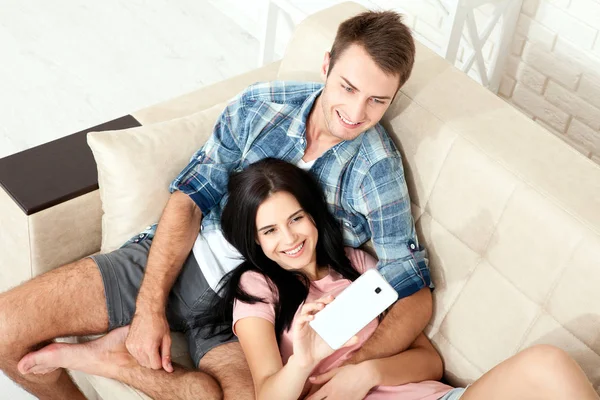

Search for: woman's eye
xmin=263 ymin=228 xmax=275 ymax=235
xmin=291 ymin=215 xmax=304 ymax=223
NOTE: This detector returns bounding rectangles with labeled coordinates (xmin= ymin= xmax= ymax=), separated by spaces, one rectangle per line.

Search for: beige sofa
xmin=1 ymin=2 xmax=599 ymax=399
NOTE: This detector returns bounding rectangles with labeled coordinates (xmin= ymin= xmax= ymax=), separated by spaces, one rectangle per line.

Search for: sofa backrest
xmin=279 ymin=2 xmax=600 ymax=391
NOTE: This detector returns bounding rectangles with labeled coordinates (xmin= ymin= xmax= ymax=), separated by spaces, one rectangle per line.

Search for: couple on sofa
xmin=0 ymin=10 xmax=597 ymax=400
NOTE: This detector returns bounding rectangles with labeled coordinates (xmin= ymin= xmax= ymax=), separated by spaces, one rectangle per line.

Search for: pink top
xmin=232 ymin=248 xmax=453 ymax=400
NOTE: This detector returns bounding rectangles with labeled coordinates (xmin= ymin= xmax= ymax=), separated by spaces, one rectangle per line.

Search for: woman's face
xmin=255 ymin=191 xmax=318 ymax=273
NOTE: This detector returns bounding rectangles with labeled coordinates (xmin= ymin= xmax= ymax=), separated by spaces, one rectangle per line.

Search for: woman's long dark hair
xmin=196 ymin=158 xmax=360 ymax=341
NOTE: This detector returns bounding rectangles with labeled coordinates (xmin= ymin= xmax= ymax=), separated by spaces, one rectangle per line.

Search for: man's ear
xmin=321 ymin=51 xmax=331 ymax=81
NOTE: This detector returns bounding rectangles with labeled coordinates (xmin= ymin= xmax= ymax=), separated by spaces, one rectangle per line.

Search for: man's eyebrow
xmin=341 ymin=76 xmax=392 ymax=100
xmin=341 ymin=76 xmax=359 ymax=91
xmin=257 ymin=209 xmax=303 ymax=231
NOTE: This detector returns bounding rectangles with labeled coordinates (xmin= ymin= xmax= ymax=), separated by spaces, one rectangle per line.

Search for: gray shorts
xmin=90 ymin=239 xmax=237 ymax=367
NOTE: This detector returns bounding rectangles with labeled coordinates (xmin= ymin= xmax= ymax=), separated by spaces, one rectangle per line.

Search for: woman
xmin=206 ymin=158 xmax=599 ymax=400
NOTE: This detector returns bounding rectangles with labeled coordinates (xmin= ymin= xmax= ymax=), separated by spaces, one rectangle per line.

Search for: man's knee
xmin=0 ymin=258 xmax=104 ymax=357
xmin=200 ymin=342 xmax=254 ymax=400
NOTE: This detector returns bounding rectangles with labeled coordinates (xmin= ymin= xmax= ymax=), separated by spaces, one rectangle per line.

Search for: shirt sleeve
xmin=232 ymin=271 xmax=277 ymax=336
xmin=169 ymin=94 xmax=250 ymax=215
xmin=355 ymin=156 xmax=433 ymax=299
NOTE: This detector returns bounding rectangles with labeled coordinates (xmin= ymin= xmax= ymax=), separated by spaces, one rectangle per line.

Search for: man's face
xmin=319 ymin=44 xmax=400 ymax=142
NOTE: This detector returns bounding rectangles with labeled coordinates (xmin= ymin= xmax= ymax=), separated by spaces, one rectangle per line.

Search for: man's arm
xmin=360 ymin=332 xmax=443 ymax=386
xmin=137 ymin=191 xmax=202 ymax=315
xmin=126 ymin=91 xmax=251 ymax=371
xmin=126 ymin=191 xmax=202 ymax=371
xmin=350 ymin=156 xmax=434 ymax=364
xmin=346 ymin=287 xmax=432 ymax=364
xmin=305 ymin=331 xmax=441 ymax=400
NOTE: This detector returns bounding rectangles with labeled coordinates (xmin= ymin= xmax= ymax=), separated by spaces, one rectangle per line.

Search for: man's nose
xmin=348 ymin=100 xmax=367 ymax=122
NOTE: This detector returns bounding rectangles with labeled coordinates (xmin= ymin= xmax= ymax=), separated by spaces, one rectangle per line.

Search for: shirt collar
xmin=287 ymin=85 xmax=323 ymax=139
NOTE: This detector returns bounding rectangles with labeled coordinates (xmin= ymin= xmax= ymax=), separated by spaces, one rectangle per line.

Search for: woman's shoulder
xmin=344 ymin=247 xmax=378 ymax=274
xmin=233 ymin=270 xmax=278 ymax=334
xmin=240 ymin=269 xmax=267 ymax=283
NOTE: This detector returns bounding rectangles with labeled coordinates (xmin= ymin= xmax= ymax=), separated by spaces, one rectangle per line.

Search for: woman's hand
xmin=292 ymin=295 xmax=357 ymax=369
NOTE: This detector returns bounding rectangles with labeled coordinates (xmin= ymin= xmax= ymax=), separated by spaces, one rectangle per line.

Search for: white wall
xmin=498 ymin=0 xmax=600 ymax=164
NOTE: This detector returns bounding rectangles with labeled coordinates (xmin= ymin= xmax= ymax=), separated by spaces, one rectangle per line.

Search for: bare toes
xmin=17 ymin=343 xmax=64 ymax=375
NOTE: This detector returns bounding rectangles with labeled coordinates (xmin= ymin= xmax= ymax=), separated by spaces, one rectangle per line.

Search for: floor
xmin=1 ymin=1 xmax=259 ymax=398
xmin=0 ymin=0 xmax=260 ymax=160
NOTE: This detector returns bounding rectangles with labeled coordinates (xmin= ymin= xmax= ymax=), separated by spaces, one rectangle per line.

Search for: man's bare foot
xmin=18 ymin=326 xmax=134 ymax=378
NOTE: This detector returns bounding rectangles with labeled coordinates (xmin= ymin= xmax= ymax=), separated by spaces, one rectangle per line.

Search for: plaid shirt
xmin=164 ymin=81 xmax=431 ymax=299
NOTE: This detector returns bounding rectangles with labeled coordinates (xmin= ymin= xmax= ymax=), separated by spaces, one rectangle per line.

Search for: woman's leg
xmin=460 ymin=344 xmax=598 ymax=400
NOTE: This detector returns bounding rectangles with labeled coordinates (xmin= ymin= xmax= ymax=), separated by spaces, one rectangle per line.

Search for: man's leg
xmin=13 ymin=239 xmax=252 ymax=400
xmin=20 ymin=326 xmax=223 ymax=400
xmin=199 ymin=342 xmax=255 ymax=400
xmin=19 ymin=327 xmax=251 ymax=400
xmin=0 ymin=258 xmax=109 ymax=400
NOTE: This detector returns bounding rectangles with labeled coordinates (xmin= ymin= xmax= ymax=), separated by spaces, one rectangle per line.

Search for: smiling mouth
xmin=282 ymin=241 xmax=305 ymax=256
xmin=336 ymin=110 xmax=362 ymax=127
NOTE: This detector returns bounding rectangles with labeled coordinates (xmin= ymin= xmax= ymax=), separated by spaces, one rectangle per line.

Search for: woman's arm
xmin=236 ymin=317 xmax=317 ymax=400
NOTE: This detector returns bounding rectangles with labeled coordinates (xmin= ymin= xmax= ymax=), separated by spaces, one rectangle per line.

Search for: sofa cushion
xmin=88 ymin=103 xmax=226 ymax=253
xmin=277 ymin=2 xmax=366 ymax=82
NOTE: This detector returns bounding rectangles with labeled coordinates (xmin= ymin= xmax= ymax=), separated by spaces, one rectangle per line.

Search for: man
xmin=0 ymin=10 xmax=433 ymax=400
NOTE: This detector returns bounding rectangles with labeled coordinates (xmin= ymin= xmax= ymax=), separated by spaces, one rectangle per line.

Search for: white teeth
xmin=284 ymin=242 xmax=304 ymax=255
xmin=338 ymin=111 xmax=359 ymax=125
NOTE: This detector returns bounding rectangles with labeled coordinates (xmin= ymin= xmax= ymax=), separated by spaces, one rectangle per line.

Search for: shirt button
xmin=408 ymin=240 xmax=417 ymax=250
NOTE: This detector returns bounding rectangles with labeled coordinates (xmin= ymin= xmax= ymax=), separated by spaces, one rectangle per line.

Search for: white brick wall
xmin=500 ymin=0 xmax=600 ymax=164
xmin=398 ymin=0 xmax=600 ymax=165
xmin=400 ymin=0 xmax=600 ymax=164
xmin=512 ymin=83 xmax=570 ymax=131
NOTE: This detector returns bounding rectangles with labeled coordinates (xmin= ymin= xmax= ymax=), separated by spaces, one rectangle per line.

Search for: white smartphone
xmin=309 ymin=269 xmax=398 ymax=350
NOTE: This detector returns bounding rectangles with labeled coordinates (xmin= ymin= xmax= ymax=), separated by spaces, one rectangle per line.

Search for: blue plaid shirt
xmin=164 ymin=81 xmax=431 ymax=299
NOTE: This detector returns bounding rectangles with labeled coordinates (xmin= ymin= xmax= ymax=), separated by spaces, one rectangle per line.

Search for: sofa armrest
xmin=0 ymin=186 xmax=32 ymax=292
xmin=0 ymin=186 xmax=102 ymax=292
xmin=0 ymin=116 xmax=140 ymax=292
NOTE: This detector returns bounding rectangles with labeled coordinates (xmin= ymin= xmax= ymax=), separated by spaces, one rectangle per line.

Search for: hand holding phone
xmin=309 ymin=269 xmax=398 ymax=350
xmin=292 ymin=295 xmax=357 ymax=367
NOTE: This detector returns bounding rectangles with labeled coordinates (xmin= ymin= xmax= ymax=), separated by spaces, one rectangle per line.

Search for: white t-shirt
xmin=192 ymin=159 xmax=316 ymax=291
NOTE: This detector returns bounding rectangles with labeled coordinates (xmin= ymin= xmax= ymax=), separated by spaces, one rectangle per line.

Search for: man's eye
xmin=372 ymin=98 xmax=384 ymax=104
xmin=342 ymin=84 xmax=353 ymax=92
